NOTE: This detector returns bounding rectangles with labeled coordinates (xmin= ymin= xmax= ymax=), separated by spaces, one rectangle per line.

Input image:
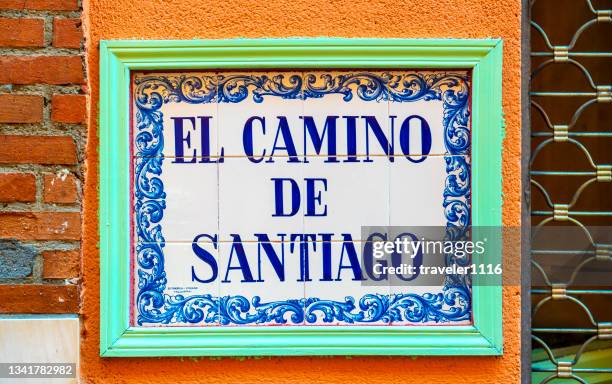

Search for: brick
xmin=0 ymin=173 xmax=36 ymax=203
xmin=42 ymin=250 xmax=79 ymax=279
xmin=0 ymin=94 xmax=44 ymax=123
xmin=0 ymin=212 xmax=80 ymax=240
xmin=0 ymin=18 xmax=44 ymax=48
xmin=0 ymin=239 xmax=38 ymax=278
xmin=0 ymin=56 xmax=83 ymax=85
xmin=51 ymin=94 xmax=86 ymax=124
xmin=0 ymin=135 xmax=77 ymax=164
xmin=52 ymin=18 xmax=81 ymax=48
xmin=0 ymin=285 xmax=79 ymax=313
xmin=0 ymin=0 xmax=78 ymax=11
xmin=43 ymin=171 xmax=78 ymax=204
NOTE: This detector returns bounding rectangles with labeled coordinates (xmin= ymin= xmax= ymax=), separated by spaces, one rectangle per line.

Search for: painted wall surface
xmin=83 ymin=0 xmax=522 ymax=382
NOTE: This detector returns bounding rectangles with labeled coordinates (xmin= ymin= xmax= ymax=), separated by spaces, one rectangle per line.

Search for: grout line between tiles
xmin=132 ymin=153 xmax=467 ymax=159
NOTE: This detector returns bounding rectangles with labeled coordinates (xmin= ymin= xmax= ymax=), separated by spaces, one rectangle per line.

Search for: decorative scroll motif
xmin=133 ymin=72 xmax=472 ymax=325
xmin=218 ymin=74 xmax=303 ymax=103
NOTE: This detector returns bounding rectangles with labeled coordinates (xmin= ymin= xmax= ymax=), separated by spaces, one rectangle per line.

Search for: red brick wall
xmin=0 ymin=0 xmax=84 ymax=314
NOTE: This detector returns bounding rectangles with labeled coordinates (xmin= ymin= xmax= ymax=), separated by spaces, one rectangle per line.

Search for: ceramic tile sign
xmin=131 ymin=71 xmax=472 ymax=327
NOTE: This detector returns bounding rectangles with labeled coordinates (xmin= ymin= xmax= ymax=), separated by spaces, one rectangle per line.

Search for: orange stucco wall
xmin=82 ymin=0 xmax=523 ymax=382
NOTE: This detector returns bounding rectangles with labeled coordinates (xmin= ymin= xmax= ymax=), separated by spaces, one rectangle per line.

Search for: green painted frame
xmin=99 ymin=38 xmax=503 ymax=357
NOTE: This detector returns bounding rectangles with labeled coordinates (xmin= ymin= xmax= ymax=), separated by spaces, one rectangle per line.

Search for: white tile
xmin=218 ymin=240 xmax=305 ymax=326
xmin=159 ymin=101 xmax=220 ymax=160
xmin=388 ymin=98 xmax=446 ymax=157
xmin=133 ymin=241 xmax=220 ymax=327
xmin=330 ymin=225 xmax=470 ymax=326
xmin=303 ymin=240 xmax=390 ymax=325
xmin=302 ymin=71 xmax=391 ymax=160
xmin=384 ymin=225 xmax=450 ymax=296
xmin=302 ymin=157 xmax=389 ymax=241
xmin=159 ymin=159 xmax=218 ymax=241
xmin=390 ymin=155 xmax=471 ymax=227
xmin=387 ymin=70 xmax=471 ymax=157
xmin=218 ymin=156 xmax=303 ymax=242
xmin=163 ymin=241 xmax=220 ymax=297
xmin=218 ymin=72 xmax=304 ymax=160
xmin=132 ymin=72 xmax=220 ymax=160
xmin=0 ymin=317 xmax=79 ymax=384
xmin=387 ymin=286 xmax=472 ymax=326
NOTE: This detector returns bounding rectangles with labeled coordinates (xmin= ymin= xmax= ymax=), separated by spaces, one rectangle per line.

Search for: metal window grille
xmin=530 ymin=0 xmax=612 ymax=382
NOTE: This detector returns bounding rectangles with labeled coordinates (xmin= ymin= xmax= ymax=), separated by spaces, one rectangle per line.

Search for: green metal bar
xmin=530 ymin=171 xmax=595 ymax=176
xmin=532 ymin=289 xmax=612 ymax=295
xmin=532 ymin=132 xmax=612 ymax=137
xmin=532 ymin=210 xmax=612 ymax=216
xmin=530 ymin=92 xmax=597 ymax=97
xmin=531 ymin=250 xmax=594 ymax=255
xmin=533 ymin=368 xmax=612 ymax=373
xmin=532 ymin=328 xmax=597 ymax=333
xmin=532 ymin=52 xmax=612 ymax=57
